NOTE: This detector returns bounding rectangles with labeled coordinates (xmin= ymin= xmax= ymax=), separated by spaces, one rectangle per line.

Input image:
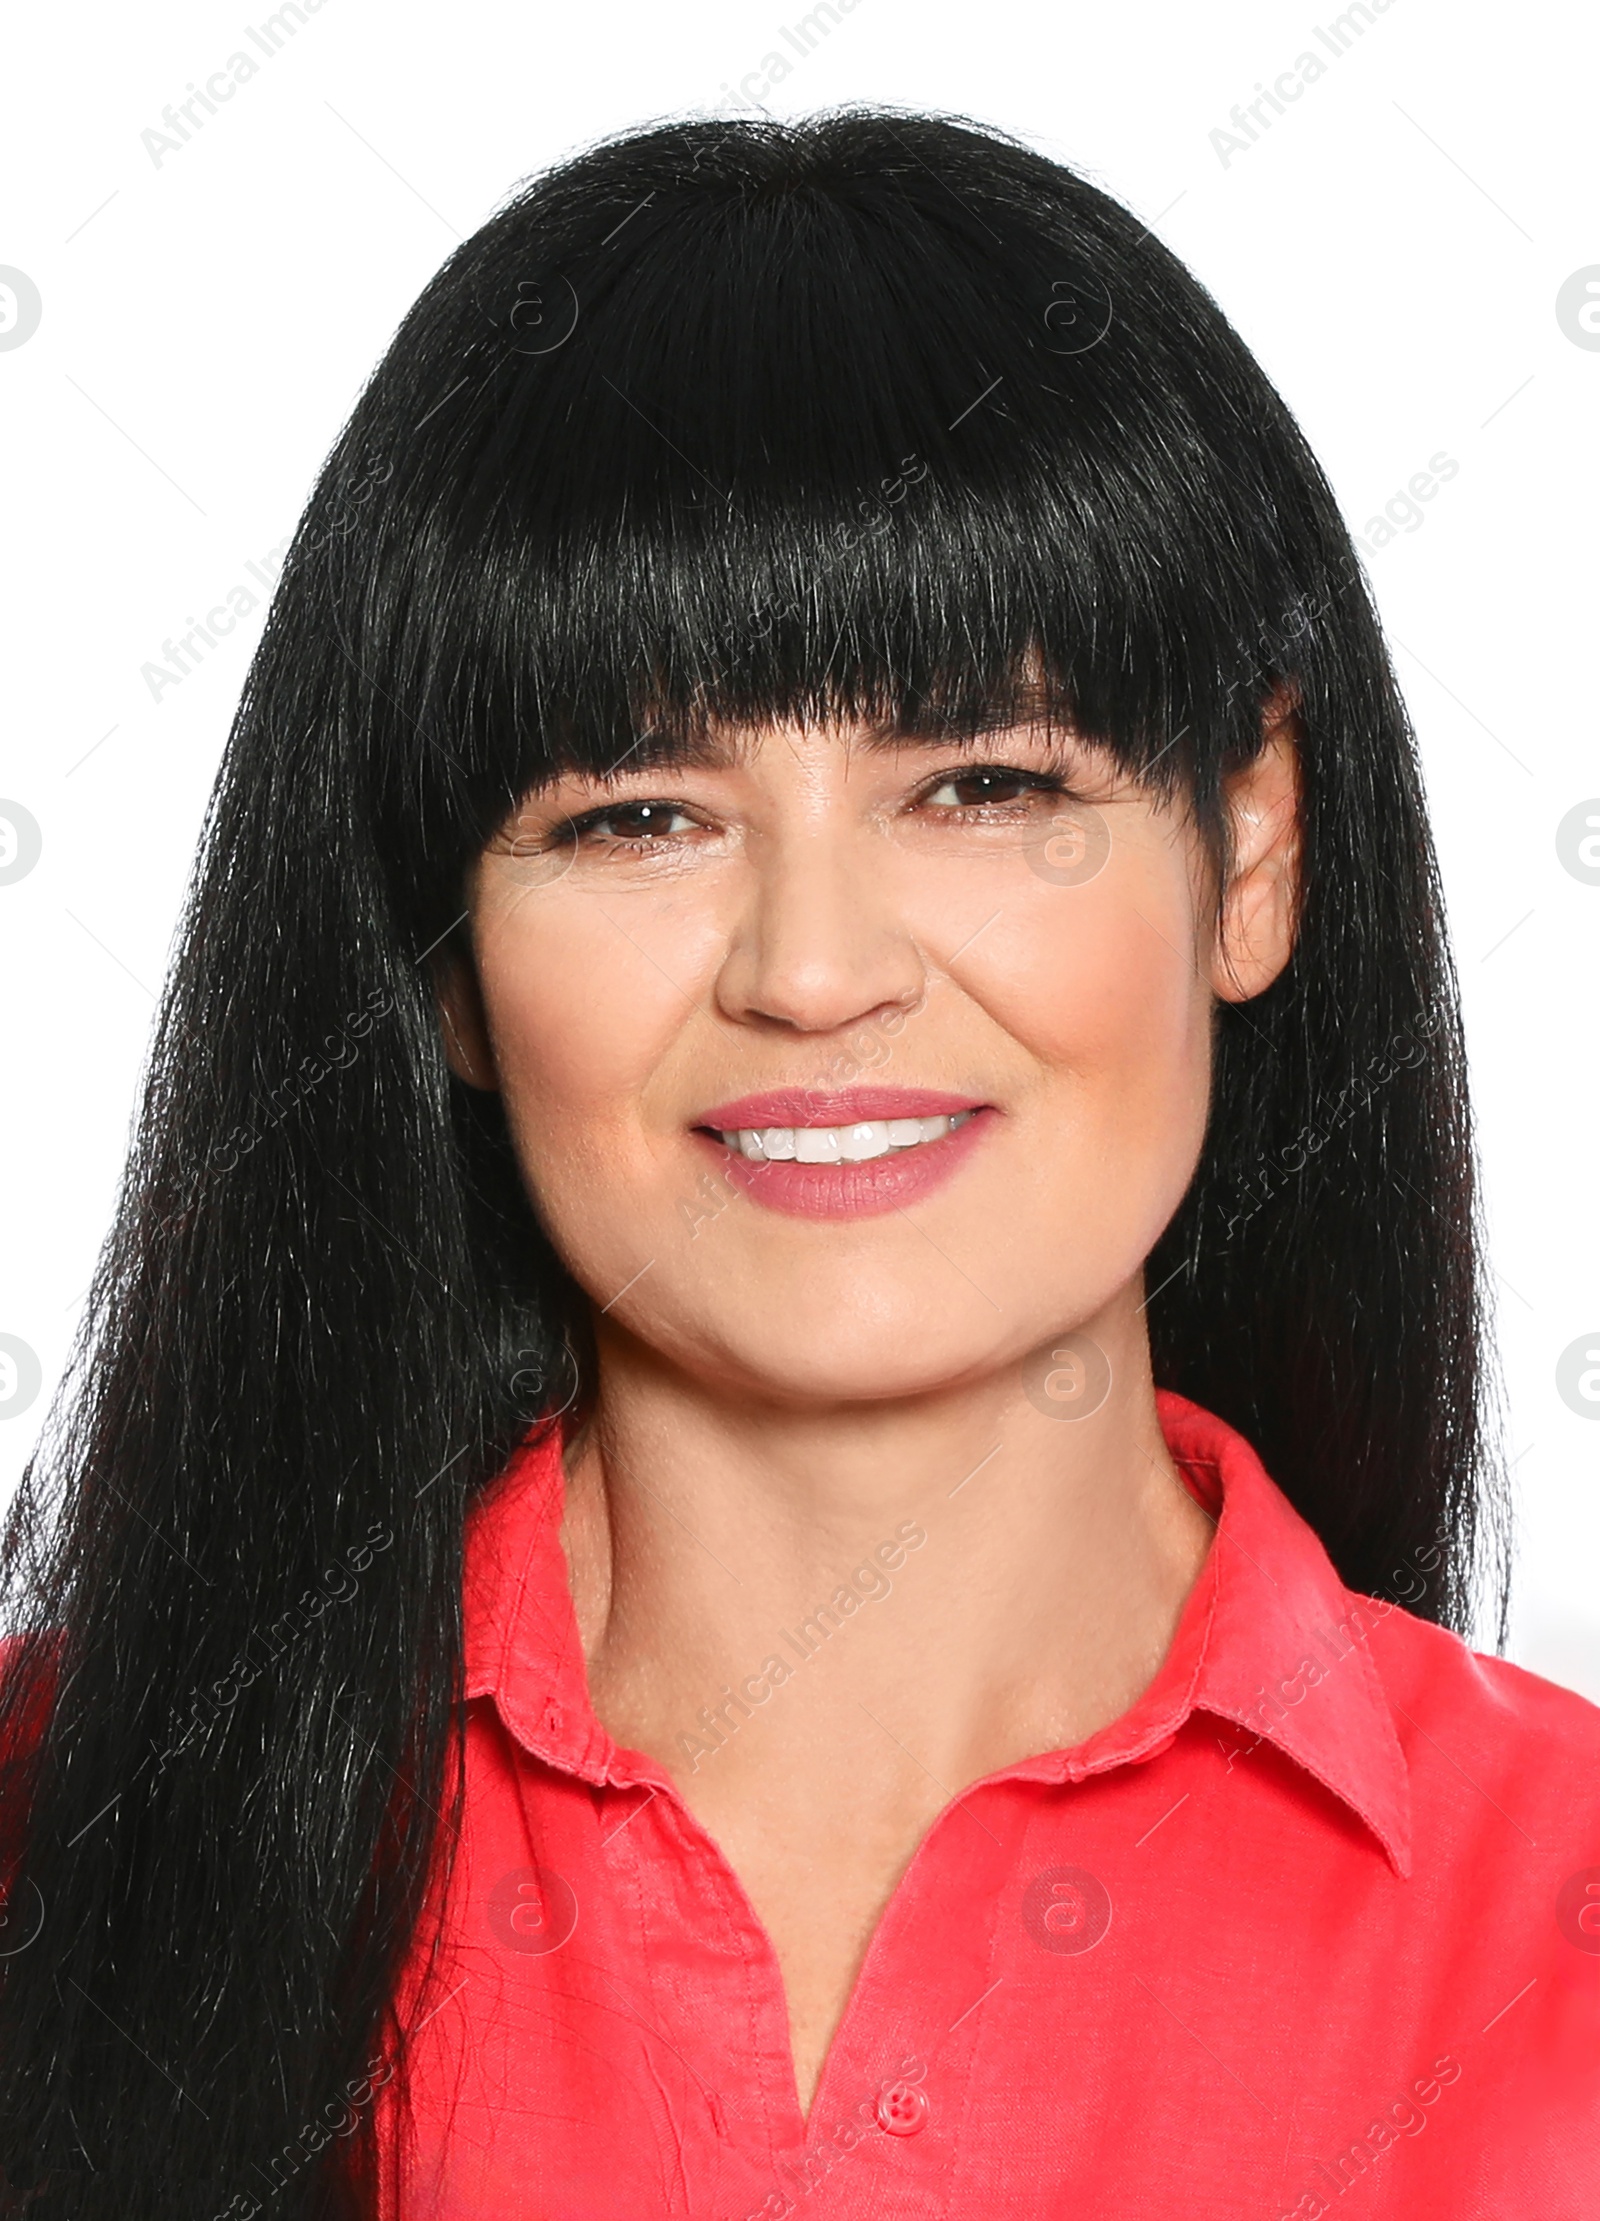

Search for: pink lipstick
xmin=691 ymin=1088 xmax=993 ymax=1220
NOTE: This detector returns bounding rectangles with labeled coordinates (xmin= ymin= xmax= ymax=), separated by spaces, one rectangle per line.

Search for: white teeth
xmin=717 ymin=1111 xmax=973 ymax=1162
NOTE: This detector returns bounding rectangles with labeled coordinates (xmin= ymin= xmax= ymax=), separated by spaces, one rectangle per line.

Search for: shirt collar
xmin=462 ymin=1387 xmax=1412 ymax=1878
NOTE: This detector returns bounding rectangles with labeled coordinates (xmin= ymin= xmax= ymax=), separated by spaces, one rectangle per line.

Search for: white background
xmin=1 ymin=0 xmax=1595 ymax=1687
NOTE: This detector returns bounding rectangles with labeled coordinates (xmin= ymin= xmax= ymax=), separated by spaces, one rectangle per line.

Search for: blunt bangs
xmin=318 ymin=112 xmax=1361 ymax=931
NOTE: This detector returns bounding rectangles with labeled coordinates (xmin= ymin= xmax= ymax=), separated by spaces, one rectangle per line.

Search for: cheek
xmin=474 ymin=889 xmax=709 ymax=1134
xmin=471 ymin=889 xmax=717 ymax=1281
xmin=962 ymin=860 xmax=1209 ymax=1094
xmin=950 ymin=849 xmax=1214 ymax=1233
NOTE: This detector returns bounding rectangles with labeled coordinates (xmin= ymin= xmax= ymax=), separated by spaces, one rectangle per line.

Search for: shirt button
xmin=875 ymin=2080 xmax=930 ymax=2136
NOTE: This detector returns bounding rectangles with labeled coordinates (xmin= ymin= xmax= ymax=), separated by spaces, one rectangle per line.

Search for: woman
xmin=1 ymin=109 xmax=1595 ymax=2220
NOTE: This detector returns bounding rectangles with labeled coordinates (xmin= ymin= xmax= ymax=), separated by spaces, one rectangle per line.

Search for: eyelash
xmin=545 ymin=759 xmax=1079 ymax=855
xmin=912 ymin=762 xmax=1076 ymax=815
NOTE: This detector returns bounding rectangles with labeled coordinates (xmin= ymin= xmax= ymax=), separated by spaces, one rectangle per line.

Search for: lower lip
xmin=695 ymin=1109 xmax=994 ymax=1220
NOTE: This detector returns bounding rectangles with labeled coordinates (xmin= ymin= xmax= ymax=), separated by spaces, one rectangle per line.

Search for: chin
xmin=682 ymin=1305 xmax=1040 ymax=1410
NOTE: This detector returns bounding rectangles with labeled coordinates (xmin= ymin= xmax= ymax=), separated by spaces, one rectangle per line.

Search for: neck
xmin=559 ymin=1283 xmax=1216 ymax=1802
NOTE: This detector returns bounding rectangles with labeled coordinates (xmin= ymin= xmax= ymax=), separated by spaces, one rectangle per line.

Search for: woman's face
xmin=436 ymin=710 xmax=1299 ymax=1404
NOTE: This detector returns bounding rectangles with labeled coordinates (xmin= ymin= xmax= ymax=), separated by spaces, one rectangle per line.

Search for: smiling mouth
xmin=711 ymin=1111 xmax=976 ymax=1163
xmin=689 ymin=1090 xmax=993 ymax=1220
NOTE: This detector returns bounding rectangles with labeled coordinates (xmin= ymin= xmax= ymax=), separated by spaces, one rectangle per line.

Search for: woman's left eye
xmin=919 ymin=766 xmax=1061 ymax=810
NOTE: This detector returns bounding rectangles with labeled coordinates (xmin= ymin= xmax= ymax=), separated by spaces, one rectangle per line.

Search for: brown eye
xmin=581 ymin=801 xmax=695 ymax=842
xmin=922 ymin=767 xmax=1056 ymax=809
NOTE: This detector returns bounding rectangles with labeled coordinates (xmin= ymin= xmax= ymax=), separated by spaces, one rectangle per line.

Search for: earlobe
xmin=431 ymin=944 xmax=499 ymax=1091
xmin=1210 ymin=689 xmax=1303 ymax=1006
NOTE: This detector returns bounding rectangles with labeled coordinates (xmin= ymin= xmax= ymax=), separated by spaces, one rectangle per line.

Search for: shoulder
xmin=1365 ymin=1597 xmax=1600 ymax=1841
xmin=1371 ymin=1597 xmax=1600 ymax=1743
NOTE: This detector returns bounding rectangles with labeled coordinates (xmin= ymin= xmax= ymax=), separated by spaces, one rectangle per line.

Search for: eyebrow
xmin=568 ymin=707 xmax=1080 ymax=783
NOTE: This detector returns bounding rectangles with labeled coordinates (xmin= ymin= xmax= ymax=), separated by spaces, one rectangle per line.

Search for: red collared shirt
xmin=378 ymin=1390 xmax=1600 ymax=2219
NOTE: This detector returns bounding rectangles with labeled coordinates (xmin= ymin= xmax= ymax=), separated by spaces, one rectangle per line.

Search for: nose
xmin=713 ymin=820 xmax=926 ymax=1037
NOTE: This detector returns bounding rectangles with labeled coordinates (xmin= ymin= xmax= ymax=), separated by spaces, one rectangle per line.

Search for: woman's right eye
xmin=569 ymin=801 xmax=699 ymax=845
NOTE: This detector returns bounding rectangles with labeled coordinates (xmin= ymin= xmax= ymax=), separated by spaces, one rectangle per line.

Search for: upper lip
xmin=694 ymin=1087 xmax=988 ymax=1131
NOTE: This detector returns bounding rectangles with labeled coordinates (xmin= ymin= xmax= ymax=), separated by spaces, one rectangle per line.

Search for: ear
xmin=1209 ymin=685 xmax=1303 ymax=1005
xmin=430 ymin=938 xmax=499 ymax=1090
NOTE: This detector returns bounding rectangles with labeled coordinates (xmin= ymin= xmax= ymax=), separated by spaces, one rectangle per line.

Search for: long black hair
xmin=0 ymin=109 xmax=1508 ymax=2217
